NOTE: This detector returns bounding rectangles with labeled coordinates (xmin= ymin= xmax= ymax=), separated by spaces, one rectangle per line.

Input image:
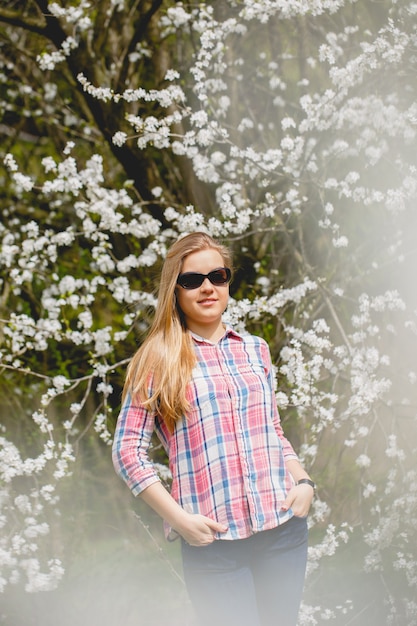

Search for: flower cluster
xmin=0 ymin=436 xmax=66 ymax=592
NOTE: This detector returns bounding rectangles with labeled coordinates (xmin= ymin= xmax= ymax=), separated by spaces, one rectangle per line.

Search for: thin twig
xmin=131 ymin=510 xmax=185 ymax=586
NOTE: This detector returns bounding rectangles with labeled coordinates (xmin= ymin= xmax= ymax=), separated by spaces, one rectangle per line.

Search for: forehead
xmin=181 ymin=248 xmax=224 ymax=272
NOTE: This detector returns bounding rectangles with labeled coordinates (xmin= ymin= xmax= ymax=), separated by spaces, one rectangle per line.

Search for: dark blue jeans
xmin=181 ymin=516 xmax=308 ymax=626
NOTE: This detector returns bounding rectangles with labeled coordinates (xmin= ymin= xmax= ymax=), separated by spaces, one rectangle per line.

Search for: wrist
xmin=170 ymin=508 xmax=193 ymax=535
xmin=297 ymin=478 xmax=316 ymax=492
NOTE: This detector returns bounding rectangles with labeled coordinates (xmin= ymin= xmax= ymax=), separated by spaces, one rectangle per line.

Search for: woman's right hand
xmin=140 ymin=482 xmax=228 ymax=546
xmin=176 ymin=513 xmax=228 ymax=546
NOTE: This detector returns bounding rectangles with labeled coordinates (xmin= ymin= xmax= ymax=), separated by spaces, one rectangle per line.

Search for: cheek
xmin=175 ymin=288 xmax=191 ymax=314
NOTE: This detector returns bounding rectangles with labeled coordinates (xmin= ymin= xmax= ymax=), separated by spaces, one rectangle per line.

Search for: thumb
xmin=207 ymin=518 xmax=228 ymax=533
xmin=281 ymin=493 xmax=295 ymax=512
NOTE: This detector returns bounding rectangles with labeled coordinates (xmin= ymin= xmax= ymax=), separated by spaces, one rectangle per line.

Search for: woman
xmin=112 ymin=232 xmax=314 ymax=626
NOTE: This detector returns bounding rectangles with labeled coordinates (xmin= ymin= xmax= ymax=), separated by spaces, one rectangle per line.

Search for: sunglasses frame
xmin=176 ymin=267 xmax=232 ymax=290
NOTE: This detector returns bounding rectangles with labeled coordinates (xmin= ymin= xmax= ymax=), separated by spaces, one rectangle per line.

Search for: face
xmin=176 ymin=248 xmax=230 ymax=337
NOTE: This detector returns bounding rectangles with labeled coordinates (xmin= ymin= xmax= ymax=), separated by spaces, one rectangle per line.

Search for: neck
xmin=188 ymin=321 xmax=225 ymax=343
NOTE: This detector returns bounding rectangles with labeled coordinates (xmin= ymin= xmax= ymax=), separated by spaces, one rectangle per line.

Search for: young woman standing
xmin=112 ymin=232 xmax=314 ymax=626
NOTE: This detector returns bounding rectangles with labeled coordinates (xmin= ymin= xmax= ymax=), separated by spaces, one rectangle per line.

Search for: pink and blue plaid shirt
xmin=112 ymin=327 xmax=299 ymax=540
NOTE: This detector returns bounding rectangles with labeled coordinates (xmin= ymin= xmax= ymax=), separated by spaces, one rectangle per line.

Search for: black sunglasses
xmin=177 ymin=267 xmax=232 ymax=290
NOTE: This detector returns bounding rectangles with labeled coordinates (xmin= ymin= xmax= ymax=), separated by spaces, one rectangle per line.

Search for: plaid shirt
xmin=112 ymin=327 xmax=299 ymax=540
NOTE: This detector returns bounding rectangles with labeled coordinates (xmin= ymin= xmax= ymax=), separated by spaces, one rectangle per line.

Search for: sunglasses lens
xmin=178 ymin=274 xmax=204 ymax=289
xmin=209 ymin=268 xmax=231 ymax=285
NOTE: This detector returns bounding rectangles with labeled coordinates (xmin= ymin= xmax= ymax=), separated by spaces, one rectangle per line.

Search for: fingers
xmin=181 ymin=514 xmax=228 ymax=546
xmin=281 ymin=485 xmax=313 ymax=516
xmin=206 ymin=518 xmax=228 ymax=534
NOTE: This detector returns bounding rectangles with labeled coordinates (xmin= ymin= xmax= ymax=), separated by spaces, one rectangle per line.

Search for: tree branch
xmin=0 ymin=7 xmax=47 ymax=37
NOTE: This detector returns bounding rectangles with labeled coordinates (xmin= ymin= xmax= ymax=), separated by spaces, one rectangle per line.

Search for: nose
xmin=200 ymin=277 xmax=214 ymax=290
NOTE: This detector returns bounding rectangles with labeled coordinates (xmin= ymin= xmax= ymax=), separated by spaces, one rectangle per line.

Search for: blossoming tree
xmin=1 ymin=0 xmax=416 ymax=623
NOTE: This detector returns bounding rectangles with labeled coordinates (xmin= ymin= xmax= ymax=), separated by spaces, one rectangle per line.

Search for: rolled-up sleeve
xmin=112 ymin=393 xmax=161 ymax=496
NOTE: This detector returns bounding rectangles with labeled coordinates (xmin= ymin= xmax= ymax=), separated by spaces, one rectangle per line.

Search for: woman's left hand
xmin=281 ymin=483 xmax=314 ymax=517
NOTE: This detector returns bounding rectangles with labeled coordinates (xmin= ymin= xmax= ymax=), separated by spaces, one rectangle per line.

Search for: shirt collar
xmin=190 ymin=325 xmax=242 ymax=345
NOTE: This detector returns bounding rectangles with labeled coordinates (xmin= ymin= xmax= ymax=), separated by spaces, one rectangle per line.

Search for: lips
xmin=198 ymin=298 xmax=217 ymax=304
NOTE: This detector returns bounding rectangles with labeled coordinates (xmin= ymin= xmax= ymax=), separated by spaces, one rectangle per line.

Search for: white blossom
xmin=112 ymin=131 xmax=127 ymax=146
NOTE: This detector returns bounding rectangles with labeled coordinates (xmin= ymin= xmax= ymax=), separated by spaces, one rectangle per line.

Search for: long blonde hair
xmin=123 ymin=232 xmax=232 ymax=432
